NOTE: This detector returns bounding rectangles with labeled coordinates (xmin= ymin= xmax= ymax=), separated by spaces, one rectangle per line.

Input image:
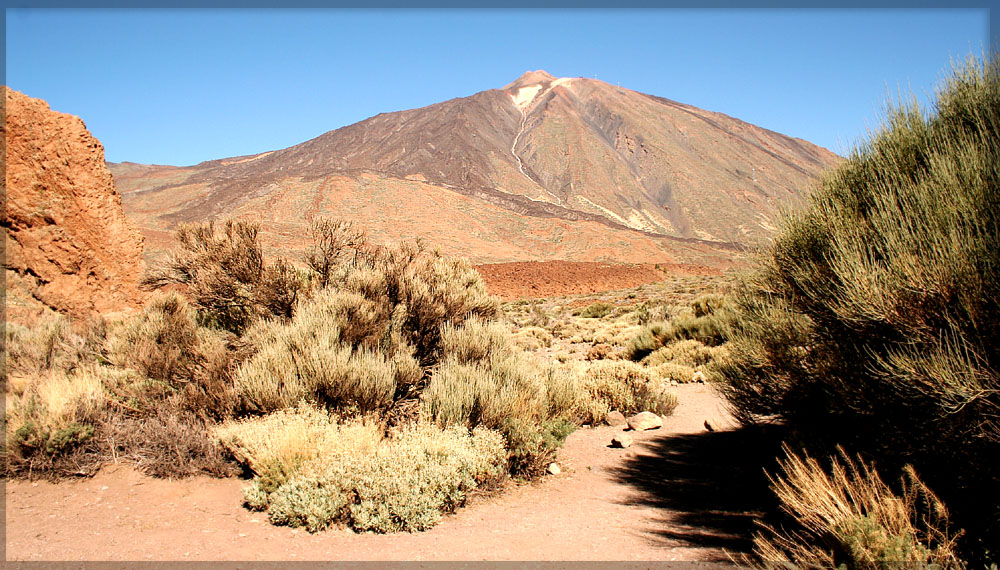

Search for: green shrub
xmin=624 ymin=322 xmax=669 ymax=361
xmin=575 ymin=302 xmax=614 ymax=319
xmin=626 ymin=294 xmax=734 ymax=361
xmin=715 ymin=55 xmax=1000 ymax=556
xmin=214 ymin=406 xmax=506 ymax=533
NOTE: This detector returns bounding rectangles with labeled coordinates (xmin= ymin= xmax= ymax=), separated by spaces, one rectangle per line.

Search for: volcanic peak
xmin=503 ymin=70 xmax=558 ymax=91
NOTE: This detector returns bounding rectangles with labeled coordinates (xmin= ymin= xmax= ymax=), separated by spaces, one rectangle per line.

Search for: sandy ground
xmin=5 ymin=384 xmax=770 ymax=564
xmin=475 ymin=261 xmax=719 ymax=300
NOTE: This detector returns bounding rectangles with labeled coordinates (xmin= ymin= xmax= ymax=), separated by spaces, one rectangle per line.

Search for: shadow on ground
xmin=610 ymin=424 xmax=787 ymax=558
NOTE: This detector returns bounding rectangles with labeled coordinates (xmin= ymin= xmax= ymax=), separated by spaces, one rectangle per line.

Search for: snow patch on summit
xmin=512 ymin=85 xmax=543 ymax=109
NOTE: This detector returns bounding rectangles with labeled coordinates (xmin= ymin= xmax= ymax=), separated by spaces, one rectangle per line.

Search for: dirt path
xmin=5 ymin=384 xmax=770 ymax=563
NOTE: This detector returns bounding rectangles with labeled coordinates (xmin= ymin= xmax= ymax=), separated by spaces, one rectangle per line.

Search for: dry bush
xmin=586 ymin=343 xmax=616 ymax=361
xmin=580 ymin=360 xmax=678 ymax=423
xmin=511 ymin=326 xmax=553 ymax=351
xmin=3 ymin=311 xmax=104 ymax=377
xmin=751 ymin=445 xmax=963 ymax=569
xmin=633 ymin=300 xmax=672 ymax=325
xmin=143 ymin=219 xmax=305 ymax=334
xmin=102 ymin=407 xmax=237 ymax=478
xmin=106 ymin=292 xmax=239 ymax=419
xmin=305 ymin=217 xmax=369 ymax=289
xmin=214 ymin=405 xmax=506 ymax=533
xmin=4 ymin=366 xmax=105 ymax=470
xmin=650 ymin=361 xmax=699 ymax=384
xmin=643 ymin=339 xmax=722 ymax=370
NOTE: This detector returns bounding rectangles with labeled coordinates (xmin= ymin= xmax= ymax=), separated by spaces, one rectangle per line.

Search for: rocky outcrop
xmin=3 ymin=87 xmax=144 ymax=317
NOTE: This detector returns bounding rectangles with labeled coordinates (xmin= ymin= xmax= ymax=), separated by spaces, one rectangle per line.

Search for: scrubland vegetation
xmin=715 ymin=55 xmax=999 ymax=566
xmin=4 ymin=216 xmax=694 ymax=533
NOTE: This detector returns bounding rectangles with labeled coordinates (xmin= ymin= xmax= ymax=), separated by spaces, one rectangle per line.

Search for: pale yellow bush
xmin=581 ymin=360 xmax=678 ymax=422
xmin=651 ymin=361 xmax=699 ymax=384
xmin=234 ymin=289 xmax=421 ymax=413
xmin=215 ymin=406 xmax=506 ymax=533
xmin=643 ymin=339 xmax=716 ymax=368
xmin=4 ymin=365 xmax=107 ymax=460
xmin=511 ymin=326 xmax=553 ymax=351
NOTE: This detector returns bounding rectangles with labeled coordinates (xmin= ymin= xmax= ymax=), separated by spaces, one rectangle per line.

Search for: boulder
xmin=605 ymin=411 xmax=627 ymax=427
xmin=627 ymin=411 xmax=663 ymax=431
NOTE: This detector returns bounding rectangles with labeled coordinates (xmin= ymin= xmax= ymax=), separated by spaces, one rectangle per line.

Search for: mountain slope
xmin=111 ymin=71 xmax=840 ymax=265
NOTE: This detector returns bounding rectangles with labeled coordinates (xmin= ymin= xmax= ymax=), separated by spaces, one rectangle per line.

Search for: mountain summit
xmin=112 ymin=72 xmax=840 ymax=265
xmin=503 ymin=70 xmax=558 ymax=91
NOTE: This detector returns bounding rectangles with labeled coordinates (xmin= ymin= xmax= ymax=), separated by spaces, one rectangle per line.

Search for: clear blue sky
xmin=5 ymin=9 xmax=990 ymax=166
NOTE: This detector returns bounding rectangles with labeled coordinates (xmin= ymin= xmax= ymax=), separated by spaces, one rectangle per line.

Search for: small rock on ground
xmin=627 ymin=411 xmax=663 ymax=431
xmin=547 ymin=462 xmax=562 ymax=475
xmin=611 ymin=434 xmax=633 ymax=448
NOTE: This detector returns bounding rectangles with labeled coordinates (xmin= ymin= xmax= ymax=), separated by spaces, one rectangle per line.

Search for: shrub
xmin=626 ymin=294 xmax=734 ymax=361
xmin=715 ymin=55 xmax=1000 ymax=555
xmin=3 ymin=312 xmax=103 ymax=376
xmin=511 ymin=326 xmax=553 ymax=351
xmin=143 ymin=219 xmax=305 ymax=334
xmin=305 ymin=217 xmax=369 ymax=289
xmin=752 ymin=445 xmax=962 ymax=569
xmin=580 ymin=360 xmax=678 ymax=422
xmin=423 ymin=318 xmax=586 ymax=474
xmin=643 ymin=339 xmax=717 ymax=368
xmin=107 ymin=292 xmax=238 ymax=418
xmin=650 ymin=361 xmax=699 ymax=384
xmin=214 ymin=405 xmax=506 ymax=533
xmin=575 ymin=302 xmax=614 ymax=319
xmin=332 ymin=241 xmax=502 ymax=366
xmin=234 ymin=289 xmax=422 ymax=414
xmin=4 ymin=365 xmax=105 ymax=470
xmin=625 ymin=321 xmax=669 ymax=361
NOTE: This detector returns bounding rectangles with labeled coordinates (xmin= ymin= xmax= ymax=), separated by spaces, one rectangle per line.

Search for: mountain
xmin=3 ymin=87 xmax=145 ymax=318
xmin=111 ymin=71 xmax=840 ymax=266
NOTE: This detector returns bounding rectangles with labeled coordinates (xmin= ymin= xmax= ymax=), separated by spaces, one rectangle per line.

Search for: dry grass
xmin=752 ymin=445 xmax=963 ymax=569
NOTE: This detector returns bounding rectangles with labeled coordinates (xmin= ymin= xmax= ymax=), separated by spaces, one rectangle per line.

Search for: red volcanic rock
xmin=3 ymin=87 xmax=145 ymax=317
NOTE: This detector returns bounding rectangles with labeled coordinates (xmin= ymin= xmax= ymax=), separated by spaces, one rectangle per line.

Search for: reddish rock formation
xmin=3 ymin=87 xmax=144 ymax=317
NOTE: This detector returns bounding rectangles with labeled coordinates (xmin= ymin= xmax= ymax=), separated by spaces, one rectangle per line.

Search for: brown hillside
xmin=111 ymin=71 xmax=840 ymax=265
xmin=3 ymin=87 xmax=144 ymax=317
